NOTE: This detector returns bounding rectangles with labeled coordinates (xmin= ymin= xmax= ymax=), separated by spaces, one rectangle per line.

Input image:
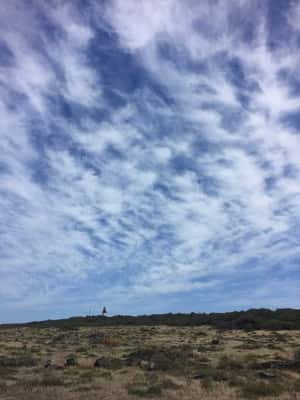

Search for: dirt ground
xmin=0 ymin=325 xmax=300 ymax=399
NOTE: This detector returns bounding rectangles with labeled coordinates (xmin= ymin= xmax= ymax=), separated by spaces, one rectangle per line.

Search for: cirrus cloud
xmin=0 ymin=0 xmax=300 ymax=322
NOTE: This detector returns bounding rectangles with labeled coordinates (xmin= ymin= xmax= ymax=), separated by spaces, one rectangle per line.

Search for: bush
xmin=80 ymin=370 xmax=94 ymax=382
xmin=193 ymin=366 xmax=228 ymax=381
xmin=3 ymin=308 xmax=300 ymax=330
xmin=0 ymin=356 xmax=37 ymax=367
xmin=17 ymin=374 xmax=64 ymax=388
xmin=218 ymin=355 xmax=244 ymax=370
xmin=157 ymin=378 xmax=182 ymax=390
xmin=125 ymin=346 xmax=193 ymax=372
xmin=102 ymin=336 xmax=121 ymax=347
xmin=127 ymin=383 xmax=162 ymax=397
xmin=240 ymin=380 xmax=285 ymax=398
xmin=41 ymin=375 xmax=64 ymax=386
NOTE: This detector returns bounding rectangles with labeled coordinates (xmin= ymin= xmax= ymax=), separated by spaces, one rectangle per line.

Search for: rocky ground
xmin=0 ymin=325 xmax=300 ymax=399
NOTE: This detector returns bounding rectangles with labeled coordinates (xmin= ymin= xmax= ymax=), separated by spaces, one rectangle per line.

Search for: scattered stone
xmin=193 ymin=372 xmax=208 ymax=379
xmin=44 ymin=359 xmax=63 ymax=370
xmin=65 ymin=356 xmax=78 ymax=367
xmin=257 ymin=371 xmax=277 ymax=379
xmin=44 ymin=359 xmax=52 ymax=368
xmin=94 ymin=357 xmax=123 ymax=369
xmin=139 ymin=360 xmax=155 ymax=371
xmin=94 ymin=357 xmax=111 ymax=368
xmin=211 ymin=338 xmax=220 ymax=345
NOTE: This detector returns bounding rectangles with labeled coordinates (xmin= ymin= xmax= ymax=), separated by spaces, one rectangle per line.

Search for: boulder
xmin=44 ymin=359 xmax=52 ymax=368
xmin=94 ymin=357 xmax=111 ymax=368
xmin=44 ymin=359 xmax=63 ymax=370
xmin=257 ymin=371 xmax=277 ymax=379
xmin=65 ymin=356 xmax=78 ymax=367
xmin=94 ymin=357 xmax=123 ymax=369
xmin=139 ymin=360 xmax=155 ymax=371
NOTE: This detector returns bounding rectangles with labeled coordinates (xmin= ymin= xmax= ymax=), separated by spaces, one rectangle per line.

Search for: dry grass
xmin=0 ymin=326 xmax=300 ymax=399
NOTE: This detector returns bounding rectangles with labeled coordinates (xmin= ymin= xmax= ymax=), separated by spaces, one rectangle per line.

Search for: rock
xmin=94 ymin=357 xmax=111 ymax=368
xmin=192 ymin=372 xmax=207 ymax=379
xmin=211 ymin=338 xmax=220 ymax=345
xmin=44 ymin=359 xmax=63 ymax=370
xmin=257 ymin=371 xmax=277 ymax=379
xmin=44 ymin=359 xmax=52 ymax=368
xmin=94 ymin=357 xmax=123 ymax=369
xmin=65 ymin=356 xmax=78 ymax=367
xmin=139 ymin=360 xmax=155 ymax=371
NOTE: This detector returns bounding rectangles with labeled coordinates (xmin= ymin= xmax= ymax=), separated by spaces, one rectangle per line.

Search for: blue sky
xmin=1 ymin=0 xmax=300 ymax=323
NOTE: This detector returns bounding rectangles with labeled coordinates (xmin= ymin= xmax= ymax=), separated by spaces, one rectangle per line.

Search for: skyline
xmin=1 ymin=0 xmax=300 ymax=323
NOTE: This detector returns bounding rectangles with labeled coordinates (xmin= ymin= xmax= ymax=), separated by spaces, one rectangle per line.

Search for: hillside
xmin=2 ymin=308 xmax=300 ymax=330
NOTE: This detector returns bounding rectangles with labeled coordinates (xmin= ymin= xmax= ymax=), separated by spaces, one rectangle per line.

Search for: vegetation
xmin=0 ymin=314 xmax=300 ymax=399
xmin=2 ymin=308 xmax=300 ymax=331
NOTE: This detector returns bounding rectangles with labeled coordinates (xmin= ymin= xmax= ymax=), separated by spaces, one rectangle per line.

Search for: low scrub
xmin=240 ymin=379 xmax=285 ymax=398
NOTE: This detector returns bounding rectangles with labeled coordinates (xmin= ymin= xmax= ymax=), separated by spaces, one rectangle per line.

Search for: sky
xmin=0 ymin=0 xmax=300 ymax=323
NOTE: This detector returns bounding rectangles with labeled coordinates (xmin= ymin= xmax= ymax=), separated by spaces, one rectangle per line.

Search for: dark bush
xmin=2 ymin=308 xmax=300 ymax=331
xmin=0 ymin=356 xmax=37 ymax=367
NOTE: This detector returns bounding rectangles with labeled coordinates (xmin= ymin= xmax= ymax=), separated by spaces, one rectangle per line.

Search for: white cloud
xmin=105 ymin=0 xmax=174 ymax=50
xmin=1 ymin=0 xmax=300 ymax=319
xmin=287 ymin=1 xmax=300 ymax=31
xmin=101 ymin=0 xmax=300 ymax=298
xmin=153 ymin=146 xmax=172 ymax=163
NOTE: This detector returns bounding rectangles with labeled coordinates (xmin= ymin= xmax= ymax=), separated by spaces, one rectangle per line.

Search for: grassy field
xmin=0 ymin=324 xmax=300 ymax=399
